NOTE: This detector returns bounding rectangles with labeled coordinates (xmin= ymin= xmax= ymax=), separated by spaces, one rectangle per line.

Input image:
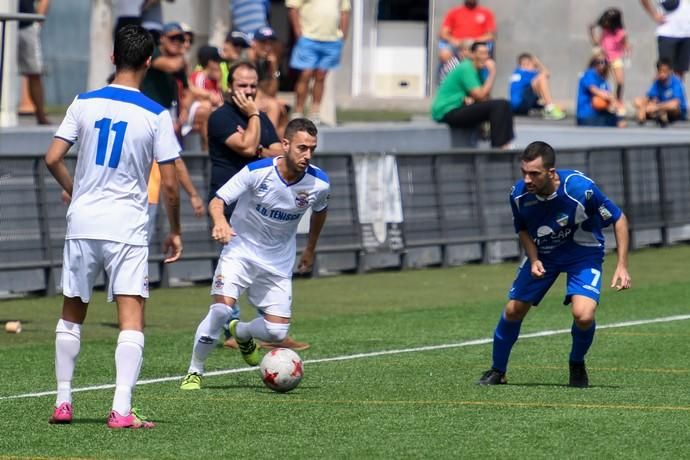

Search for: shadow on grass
xmin=505 ymin=382 xmax=622 ymax=389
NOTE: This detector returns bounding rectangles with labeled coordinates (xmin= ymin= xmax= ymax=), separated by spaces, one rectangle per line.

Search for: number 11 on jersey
xmin=94 ymin=118 xmax=128 ymax=168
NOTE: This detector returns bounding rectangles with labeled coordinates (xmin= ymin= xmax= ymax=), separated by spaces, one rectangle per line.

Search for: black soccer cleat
xmin=569 ymin=361 xmax=589 ymax=388
xmin=477 ymin=368 xmax=507 ymax=385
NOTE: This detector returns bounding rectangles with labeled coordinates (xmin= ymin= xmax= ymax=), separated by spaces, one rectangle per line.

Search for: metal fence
xmin=2 ymin=144 xmax=690 ymax=296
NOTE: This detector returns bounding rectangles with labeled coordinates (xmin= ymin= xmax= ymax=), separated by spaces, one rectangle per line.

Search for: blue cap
xmin=162 ymin=22 xmax=184 ymax=35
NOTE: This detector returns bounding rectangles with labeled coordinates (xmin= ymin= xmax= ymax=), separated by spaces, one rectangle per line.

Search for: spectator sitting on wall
xmin=186 ymin=45 xmax=225 ymax=150
xmin=634 ymin=58 xmax=687 ymax=126
xmin=438 ymin=39 xmax=473 ymax=85
xmin=575 ymin=50 xmax=625 ymax=128
xmin=438 ymin=0 xmax=496 ymax=65
xmin=431 ymin=42 xmax=514 ymax=149
xmin=509 ymin=53 xmax=566 ymax=120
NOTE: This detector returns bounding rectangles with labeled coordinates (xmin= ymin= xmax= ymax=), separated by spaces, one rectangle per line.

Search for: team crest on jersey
xmin=585 ymin=189 xmax=593 ymax=200
xmin=214 ymin=274 xmax=224 ymax=289
xmin=556 ymin=212 xmax=569 ymax=227
xmin=295 ymin=192 xmax=310 ymax=208
xmin=258 ymin=182 xmax=269 ymax=192
xmin=598 ymin=205 xmax=612 ymax=220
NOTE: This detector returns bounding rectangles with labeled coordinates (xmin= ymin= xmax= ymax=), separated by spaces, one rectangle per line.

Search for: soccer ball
xmin=259 ymin=348 xmax=304 ymax=393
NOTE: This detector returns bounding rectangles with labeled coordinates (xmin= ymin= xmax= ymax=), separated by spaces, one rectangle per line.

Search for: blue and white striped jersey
xmin=55 ymin=85 xmax=180 ymax=245
xmin=215 ymin=157 xmax=330 ymax=277
xmin=510 ymin=169 xmax=622 ymax=263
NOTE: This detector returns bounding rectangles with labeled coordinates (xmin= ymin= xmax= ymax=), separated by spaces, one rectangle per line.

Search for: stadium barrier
xmin=1 ymin=144 xmax=690 ymax=296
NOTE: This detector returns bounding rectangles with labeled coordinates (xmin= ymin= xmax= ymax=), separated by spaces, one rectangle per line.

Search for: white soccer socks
xmin=112 ymin=330 xmax=144 ymax=415
xmin=55 ymin=319 xmax=81 ymax=406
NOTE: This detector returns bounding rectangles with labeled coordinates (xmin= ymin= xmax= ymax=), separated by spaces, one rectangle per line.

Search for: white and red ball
xmin=259 ymin=348 xmax=304 ymax=393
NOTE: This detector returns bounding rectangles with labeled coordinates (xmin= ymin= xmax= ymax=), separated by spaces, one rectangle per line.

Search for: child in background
xmin=589 ymin=8 xmax=629 ymax=108
xmin=509 ymin=53 xmax=566 ymax=120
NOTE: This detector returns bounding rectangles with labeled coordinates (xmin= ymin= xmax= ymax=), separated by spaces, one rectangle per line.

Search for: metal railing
xmin=1 ymin=145 xmax=690 ymax=295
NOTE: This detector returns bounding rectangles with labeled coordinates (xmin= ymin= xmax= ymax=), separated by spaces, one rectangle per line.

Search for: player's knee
xmin=505 ymin=300 xmax=530 ymax=321
xmin=264 ymin=320 xmax=289 ymax=342
xmin=209 ymin=302 xmax=234 ymax=323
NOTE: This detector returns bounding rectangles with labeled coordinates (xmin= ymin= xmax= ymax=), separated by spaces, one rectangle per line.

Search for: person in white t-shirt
xmin=180 ymin=118 xmax=329 ymax=390
xmin=641 ymin=0 xmax=690 ymax=79
xmin=44 ymin=25 xmax=183 ymax=429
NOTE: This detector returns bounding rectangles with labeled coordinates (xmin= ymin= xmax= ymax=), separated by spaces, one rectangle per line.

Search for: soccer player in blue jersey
xmin=44 ymin=25 xmax=183 ymax=428
xmin=478 ymin=141 xmax=631 ymax=388
xmin=180 ymin=118 xmax=329 ymax=390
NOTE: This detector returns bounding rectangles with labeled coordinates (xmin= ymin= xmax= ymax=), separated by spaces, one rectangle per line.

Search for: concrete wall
xmin=433 ymin=0 xmax=660 ymax=109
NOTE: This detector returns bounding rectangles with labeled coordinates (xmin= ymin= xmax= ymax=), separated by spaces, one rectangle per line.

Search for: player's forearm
xmin=518 ymin=230 xmax=539 ymax=263
xmin=44 ymin=140 xmax=73 ymax=195
xmin=613 ymin=214 xmax=630 ymax=268
xmin=304 ymin=210 xmax=327 ymax=252
xmin=174 ymin=158 xmax=200 ymax=199
xmin=208 ymin=197 xmax=227 ymax=226
xmin=45 ymin=160 xmax=73 ymax=196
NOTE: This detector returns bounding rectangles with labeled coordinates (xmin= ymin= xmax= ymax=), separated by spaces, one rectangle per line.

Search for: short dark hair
xmin=470 ymin=41 xmax=488 ymax=53
xmin=657 ymin=57 xmax=673 ymax=70
xmin=284 ymin=118 xmax=318 ymax=141
xmin=517 ymin=53 xmax=533 ymax=64
xmin=520 ymin=141 xmax=556 ymax=169
xmin=113 ymin=25 xmax=154 ymax=71
xmin=197 ymin=45 xmax=221 ymax=68
xmin=227 ymin=60 xmax=257 ymax=85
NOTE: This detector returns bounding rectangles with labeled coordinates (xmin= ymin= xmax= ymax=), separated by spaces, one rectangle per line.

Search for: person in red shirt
xmin=439 ymin=0 xmax=496 ymax=64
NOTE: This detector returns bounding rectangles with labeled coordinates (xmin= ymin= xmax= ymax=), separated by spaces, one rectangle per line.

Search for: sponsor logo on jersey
xmin=556 ymin=212 xmax=569 ymax=227
xmin=258 ymin=182 xmax=269 ymax=192
xmin=295 ymin=192 xmax=309 ymax=208
xmin=214 ymin=274 xmax=224 ymax=290
xmin=598 ymin=205 xmax=612 ymax=220
xmin=255 ymin=204 xmax=301 ymax=221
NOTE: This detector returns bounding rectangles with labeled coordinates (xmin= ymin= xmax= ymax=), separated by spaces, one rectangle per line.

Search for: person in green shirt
xmin=431 ymin=42 xmax=514 ymax=148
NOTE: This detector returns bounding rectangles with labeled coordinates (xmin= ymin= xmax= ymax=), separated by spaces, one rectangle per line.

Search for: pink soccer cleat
xmin=107 ymin=409 xmax=155 ymax=429
xmin=48 ymin=402 xmax=73 ymax=424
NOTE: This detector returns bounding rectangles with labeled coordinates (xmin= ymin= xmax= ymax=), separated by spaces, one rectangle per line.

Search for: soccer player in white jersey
xmin=44 ymin=25 xmax=183 ymax=428
xmin=478 ymin=141 xmax=631 ymax=388
xmin=180 ymin=118 xmax=329 ymax=390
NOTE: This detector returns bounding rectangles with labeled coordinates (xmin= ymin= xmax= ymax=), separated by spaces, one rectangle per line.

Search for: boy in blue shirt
xmin=634 ymin=58 xmax=687 ymax=126
xmin=509 ymin=53 xmax=565 ymax=120
xmin=478 ymin=141 xmax=631 ymax=388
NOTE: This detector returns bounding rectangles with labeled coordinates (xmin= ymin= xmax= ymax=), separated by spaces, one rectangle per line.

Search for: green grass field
xmin=1 ymin=245 xmax=690 ymax=459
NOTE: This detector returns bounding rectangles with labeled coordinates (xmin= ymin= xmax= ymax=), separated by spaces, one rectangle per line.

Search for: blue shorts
xmin=512 ymin=86 xmax=541 ymax=114
xmin=508 ymin=257 xmax=603 ymax=306
xmin=290 ymin=37 xmax=344 ymax=70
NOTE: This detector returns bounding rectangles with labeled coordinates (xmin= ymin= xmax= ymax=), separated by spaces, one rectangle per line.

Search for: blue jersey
xmin=576 ymin=68 xmax=610 ymax=120
xmin=510 ymin=170 xmax=622 ymax=264
xmin=509 ymin=68 xmax=538 ymax=108
xmin=646 ymin=75 xmax=687 ymax=118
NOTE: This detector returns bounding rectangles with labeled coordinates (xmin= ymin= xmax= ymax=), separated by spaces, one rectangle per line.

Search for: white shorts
xmin=18 ymin=24 xmax=43 ymax=75
xmin=211 ymin=251 xmax=292 ymax=318
xmin=61 ymin=239 xmax=149 ymax=303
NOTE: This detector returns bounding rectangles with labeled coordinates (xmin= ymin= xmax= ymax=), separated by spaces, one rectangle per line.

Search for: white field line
xmin=2 ymin=314 xmax=689 ymax=402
